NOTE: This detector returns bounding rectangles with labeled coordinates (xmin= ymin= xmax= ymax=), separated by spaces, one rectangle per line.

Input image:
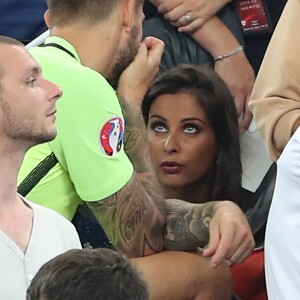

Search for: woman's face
xmin=147 ymin=92 xmax=217 ymax=189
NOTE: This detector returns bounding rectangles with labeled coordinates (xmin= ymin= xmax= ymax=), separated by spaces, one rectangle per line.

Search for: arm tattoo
xmin=87 ymin=174 xmax=166 ymax=258
xmin=124 ymin=128 xmax=139 ymax=152
xmin=163 ymin=200 xmax=217 ymax=251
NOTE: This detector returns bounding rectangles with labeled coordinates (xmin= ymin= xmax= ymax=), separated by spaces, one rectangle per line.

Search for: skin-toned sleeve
xmin=249 ymin=0 xmax=300 ymax=161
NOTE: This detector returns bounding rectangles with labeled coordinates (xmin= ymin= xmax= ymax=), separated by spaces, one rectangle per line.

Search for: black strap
xmin=39 ymin=42 xmax=76 ymax=60
xmin=18 ymin=152 xmax=58 ymax=197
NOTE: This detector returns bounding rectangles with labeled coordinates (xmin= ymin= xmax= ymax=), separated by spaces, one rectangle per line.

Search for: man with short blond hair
xmin=0 ymin=36 xmax=81 ymax=300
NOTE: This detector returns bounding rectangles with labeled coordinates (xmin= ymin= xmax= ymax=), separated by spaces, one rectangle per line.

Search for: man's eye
xmin=27 ymin=78 xmax=37 ymax=87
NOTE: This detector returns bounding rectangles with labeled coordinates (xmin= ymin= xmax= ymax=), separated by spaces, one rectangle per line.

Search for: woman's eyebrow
xmin=181 ymin=117 xmax=207 ymax=125
xmin=148 ymin=114 xmax=166 ymax=121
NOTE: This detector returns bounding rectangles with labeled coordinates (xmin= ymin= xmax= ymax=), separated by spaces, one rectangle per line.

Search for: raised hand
xmin=117 ymin=37 xmax=165 ymax=105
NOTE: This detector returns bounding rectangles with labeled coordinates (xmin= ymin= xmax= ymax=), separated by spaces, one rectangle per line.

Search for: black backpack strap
xmin=39 ymin=43 xmax=76 ymax=60
xmin=17 ymin=152 xmax=58 ymax=197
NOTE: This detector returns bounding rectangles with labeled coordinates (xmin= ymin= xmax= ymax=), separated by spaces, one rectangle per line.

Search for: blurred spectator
xmin=0 ymin=0 xmax=47 ymax=44
xmin=27 ymin=248 xmax=148 ymax=300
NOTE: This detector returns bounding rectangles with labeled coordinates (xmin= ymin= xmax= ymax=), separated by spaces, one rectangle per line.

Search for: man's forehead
xmin=0 ymin=43 xmax=22 ymax=55
xmin=0 ymin=44 xmax=41 ymax=75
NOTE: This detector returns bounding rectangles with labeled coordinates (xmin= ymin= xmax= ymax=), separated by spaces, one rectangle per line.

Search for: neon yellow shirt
xmin=18 ymin=37 xmax=133 ymax=220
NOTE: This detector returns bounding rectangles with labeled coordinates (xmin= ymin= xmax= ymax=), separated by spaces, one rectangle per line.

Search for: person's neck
xmin=0 ymin=145 xmax=33 ymax=253
xmin=162 ymin=170 xmax=216 ymax=204
xmin=0 ymin=147 xmax=24 ymax=207
xmin=50 ymin=17 xmax=122 ymax=78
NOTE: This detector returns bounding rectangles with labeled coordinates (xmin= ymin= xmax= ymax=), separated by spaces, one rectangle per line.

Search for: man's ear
xmin=123 ymin=0 xmax=136 ymax=32
xmin=44 ymin=9 xmax=52 ymax=29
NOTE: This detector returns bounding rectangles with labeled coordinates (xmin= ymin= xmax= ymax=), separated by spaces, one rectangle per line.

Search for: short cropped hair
xmin=142 ymin=64 xmax=242 ymax=204
xmin=47 ymin=0 xmax=144 ymax=26
xmin=0 ymin=35 xmax=24 ymax=46
xmin=26 ymin=248 xmax=148 ymax=300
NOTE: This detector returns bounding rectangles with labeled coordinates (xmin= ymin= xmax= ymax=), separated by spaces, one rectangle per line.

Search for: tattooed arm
xmin=163 ymin=200 xmax=215 ymax=250
xmin=164 ymin=200 xmax=254 ymax=267
xmin=86 ymin=173 xmax=166 ymax=257
xmin=86 ymin=180 xmax=253 ymax=266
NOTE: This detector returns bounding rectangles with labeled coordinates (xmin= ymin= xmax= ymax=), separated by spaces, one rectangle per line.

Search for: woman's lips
xmin=160 ymin=162 xmax=183 ymax=175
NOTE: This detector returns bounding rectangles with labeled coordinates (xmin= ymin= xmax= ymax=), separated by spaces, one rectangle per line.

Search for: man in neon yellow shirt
xmin=19 ymin=35 xmax=132 ymax=220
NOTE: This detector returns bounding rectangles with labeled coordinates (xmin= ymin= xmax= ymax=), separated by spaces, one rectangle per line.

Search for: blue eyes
xmin=153 ymin=123 xmax=167 ymax=133
xmin=150 ymin=122 xmax=199 ymax=134
xmin=183 ymin=126 xmax=197 ymax=134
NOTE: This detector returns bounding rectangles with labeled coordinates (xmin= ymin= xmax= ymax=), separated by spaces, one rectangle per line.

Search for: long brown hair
xmin=142 ymin=64 xmax=242 ymax=204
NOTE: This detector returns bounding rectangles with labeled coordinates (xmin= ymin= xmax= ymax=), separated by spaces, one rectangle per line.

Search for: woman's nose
xmin=163 ymin=133 xmax=180 ymax=153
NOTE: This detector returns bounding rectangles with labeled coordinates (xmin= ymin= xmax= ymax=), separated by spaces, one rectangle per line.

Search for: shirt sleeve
xmin=249 ymin=0 xmax=300 ymax=161
xmin=50 ymin=67 xmax=133 ymax=202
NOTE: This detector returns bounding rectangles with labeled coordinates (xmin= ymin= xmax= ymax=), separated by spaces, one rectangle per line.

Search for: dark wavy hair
xmin=142 ymin=64 xmax=242 ymax=204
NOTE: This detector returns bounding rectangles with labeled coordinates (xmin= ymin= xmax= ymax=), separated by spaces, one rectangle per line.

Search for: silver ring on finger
xmin=184 ymin=13 xmax=193 ymax=23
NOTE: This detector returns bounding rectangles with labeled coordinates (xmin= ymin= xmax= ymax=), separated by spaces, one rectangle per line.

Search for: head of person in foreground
xmin=26 ymin=248 xmax=149 ymax=300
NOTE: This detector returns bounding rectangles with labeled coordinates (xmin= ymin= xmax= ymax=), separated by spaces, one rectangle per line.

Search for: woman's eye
xmin=150 ymin=122 xmax=167 ymax=133
xmin=183 ymin=125 xmax=198 ymax=134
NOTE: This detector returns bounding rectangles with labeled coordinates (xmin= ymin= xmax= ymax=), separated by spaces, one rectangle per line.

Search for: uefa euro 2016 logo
xmin=99 ymin=117 xmax=124 ymax=156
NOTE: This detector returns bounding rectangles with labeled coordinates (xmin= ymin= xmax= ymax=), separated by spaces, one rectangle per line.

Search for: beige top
xmin=249 ymin=0 xmax=300 ymax=161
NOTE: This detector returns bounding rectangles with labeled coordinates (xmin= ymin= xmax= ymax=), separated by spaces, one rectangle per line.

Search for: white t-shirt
xmin=265 ymin=126 xmax=300 ymax=299
xmin=0 ymin=197 xmax=82 ymax=300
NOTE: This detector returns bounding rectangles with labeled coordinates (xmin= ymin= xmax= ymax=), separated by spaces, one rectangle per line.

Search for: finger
xmin=178 ymin=18 xmax=206 ymax=32
xmin=223 ymin=226 xmax=252 ymax=261
xmin=209 ymin=224 xmax=235 ymax=268
xmin=143 ymin=36 xmax=165 ymax=49
xmin=143 ymin=37 xmax=165 ymax=64
xmin=236 ymin=246 xmax=255 ymax=264
xmin=229 ymin=238 xmax=255 ymax=264
xmin=239 ymin=103 xmax=253 ymax=132
xmin=163 ymin=4 xmax=189 ymax=22
xmin=202 ymin=222 xmax=221 ymax=258
xmin=166 ymin=12 xmax=192 ymax=27
xmin=157 ymin=0 xmax=182 ymax=15
xmin=132 ymin=42 xmax=148 ymax=63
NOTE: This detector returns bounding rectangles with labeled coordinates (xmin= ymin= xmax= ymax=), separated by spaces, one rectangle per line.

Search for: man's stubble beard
xmin=107 ymin=25 xmax=140 ymax=89
xmin=0 ymin=96 xmax=56 ymax=146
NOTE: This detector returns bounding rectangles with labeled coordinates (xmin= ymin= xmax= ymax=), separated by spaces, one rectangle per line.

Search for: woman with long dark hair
xmin=142 ymin=64 xmax=242 ymax=206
